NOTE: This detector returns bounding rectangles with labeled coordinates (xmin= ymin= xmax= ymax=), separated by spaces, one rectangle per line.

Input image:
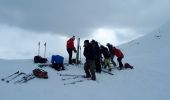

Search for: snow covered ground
xmin=0 ymin=21 xmax=170 ymax=100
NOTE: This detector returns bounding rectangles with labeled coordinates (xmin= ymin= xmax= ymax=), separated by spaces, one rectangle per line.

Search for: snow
xmin=1 ymin=21 xmax=170 ymax=100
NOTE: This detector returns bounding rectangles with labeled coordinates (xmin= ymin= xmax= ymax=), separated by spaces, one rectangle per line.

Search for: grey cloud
xmin=0 ymin=0 xmax=170 ymax=37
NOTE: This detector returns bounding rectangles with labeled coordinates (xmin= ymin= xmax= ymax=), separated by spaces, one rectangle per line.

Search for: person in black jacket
xmin=91 ymin=40 xmax=101 ymax=73
xmin=100 ymin=45 xmax=112 ymax=71
xmin=106 ymin=43 xmax=117 ymax=67
xmin=83 ymin=40 xmax=96 ymax=80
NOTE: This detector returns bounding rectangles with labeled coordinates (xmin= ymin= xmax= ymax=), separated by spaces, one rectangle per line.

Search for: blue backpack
xmin=51 ymin=55 xmax=64 ymax=64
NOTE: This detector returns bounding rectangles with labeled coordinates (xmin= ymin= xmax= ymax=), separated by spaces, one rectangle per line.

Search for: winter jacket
xmin=67 ymin=38 xmax=75 ymax=50
xmin=91 ymin=41 xmax=101 ymax=59
xmin=107 ymin=45 xmax=114 ymax=55
xmin=100 ymin=46 xmax=110 ymax=59
xmin=83 ymin=43 xmax=95 ymax=60
xmin=113 ymin=47 xmax=124 ymax=58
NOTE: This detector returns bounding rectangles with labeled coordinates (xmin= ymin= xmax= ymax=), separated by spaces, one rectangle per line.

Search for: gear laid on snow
xmin=33 ymin=68 xmax=48 ymax=79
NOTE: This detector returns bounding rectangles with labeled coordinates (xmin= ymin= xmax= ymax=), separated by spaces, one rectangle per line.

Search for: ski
xmin=14 ymin=74 xmax=35 ymax=84
xmin=61 ymin=76 xmax=84 ymax=80
xmin=6 ymin=72 xmax=26 ymax=83
xmin=101 ymin=69 xmax=114 ymax=75
xmin=64 ymin=79 xmax=84 ymax=85
xmin=1 ymin=71 xmax=19 ymax=81
xmin=37 ymin=63 xmax=52 ymax=68
xmin=57 ymin=73 xmax=84 ymax=77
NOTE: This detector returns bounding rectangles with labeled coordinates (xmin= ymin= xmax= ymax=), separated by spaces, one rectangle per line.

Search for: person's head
xmin=100 ymin=45 xmax=104 ymax=49
xmin=91 ymin=39 xmax=95 ymax=43
xmin=72 ymin=36 xmax=75 ymax=40
xmin=106 ymin=43 xmax=113 ymax=47
xmin=84 ymin=40 xmax=89 ymax=47
xmin=106 ymin=43 xmax=110 ymax=46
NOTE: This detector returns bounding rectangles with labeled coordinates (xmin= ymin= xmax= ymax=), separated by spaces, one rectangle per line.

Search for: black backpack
xmin=34 ymin=55 xmax=47 ymax=63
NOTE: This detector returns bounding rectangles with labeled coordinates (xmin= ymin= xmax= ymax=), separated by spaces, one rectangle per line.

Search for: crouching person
xmin=51 ymin=55 xmax=65 ymax=71
xmin=83 ymin=40 xmax=96 ymax=81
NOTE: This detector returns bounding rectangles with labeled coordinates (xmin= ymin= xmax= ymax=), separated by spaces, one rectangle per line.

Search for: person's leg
xmin=106 ymin=58 xmax=111 ymax=71
xmin=111 ymin=55 xmax=117 ymax=67
xmin=67 ymin=49 xmax=72 ymax=64
xmin=89 ymin=60 xmax=96 ymax=80
xmin=84 ymin=60 xmax=91 ymax=77
xmin=95 ymin=58 xmax=101 ymax=73
xmin=117 ymin=57 xmax=123 ymax=70
xmin=104 ymin=58 xmax=107 ymax=69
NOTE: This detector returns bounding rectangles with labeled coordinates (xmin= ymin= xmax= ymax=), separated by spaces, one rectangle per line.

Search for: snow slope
xmin=0 ymin=21 xmax=170 ymax=100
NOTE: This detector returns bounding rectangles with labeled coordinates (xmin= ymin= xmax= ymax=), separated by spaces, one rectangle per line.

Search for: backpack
xmin=33 ymin=68 xmax=48 ymax=79
xmin=51 ymin=55 xmax=64 ymax=64
xmin=34 ymin=55 xmax=48 ymax=63
xmin=124 ymin=63 xmax=134 ymax=69
xmin=51 ymin=55 xmax=65 ymax=71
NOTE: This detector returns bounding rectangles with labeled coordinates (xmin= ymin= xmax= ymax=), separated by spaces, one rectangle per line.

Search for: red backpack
xmin=33 ymin=68 xmax=48 ymax=79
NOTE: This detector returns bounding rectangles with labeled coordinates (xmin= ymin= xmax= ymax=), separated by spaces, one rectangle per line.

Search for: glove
xmin=74 ymin=49 xmax=77 ymax=53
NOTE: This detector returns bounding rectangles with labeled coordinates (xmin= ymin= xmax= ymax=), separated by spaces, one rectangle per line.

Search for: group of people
xmin=66 ymin=36 xmax=124 ymax=81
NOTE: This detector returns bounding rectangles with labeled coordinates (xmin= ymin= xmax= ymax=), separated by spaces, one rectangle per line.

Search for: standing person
xmin=91 ymin=40 xmax=101 ymax=73
xmin=66 ymin=36 xmax=77 ymax=64
xmin=106 ymin=43 xmax=117 ymax=67
xmin=100 ymin=45 xmax=112 ymax=71
xmin=113 ymin=47 xmax=124 ymax=70
xmin=83 ymin=40 xmax=96 ymax=80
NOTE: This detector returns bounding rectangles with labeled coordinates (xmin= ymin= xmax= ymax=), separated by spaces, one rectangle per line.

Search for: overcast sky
xmin=0 ymin=0 xmax=170 ymax=59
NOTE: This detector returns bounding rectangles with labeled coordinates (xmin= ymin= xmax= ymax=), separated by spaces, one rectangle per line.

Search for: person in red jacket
xmin=113 ymin=47 xmax=124 ymax=70
xmin=66 ymin=36 xmax=77 ymax=64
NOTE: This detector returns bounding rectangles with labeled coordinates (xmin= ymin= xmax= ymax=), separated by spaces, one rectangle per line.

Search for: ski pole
xmin=80 ymin=46 xmax=81 ymax=65
xmin=44 ymin=42 xmax=46 ymax=58
xmin=1 ymin=71 xmax=19 ymax=81
xmin=6 ymin=72 xmax=26 ymax=83
xmin=14 ymin=74 xmax=35 ymax=84
xmin=38 ymin=42 xmax=40 ymax=56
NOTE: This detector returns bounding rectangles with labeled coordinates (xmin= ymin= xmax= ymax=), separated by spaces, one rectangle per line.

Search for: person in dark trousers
xmin=83 ymin=40 xmax=96 ymax=80
xmin=91 ymin=40 xmax=101 ymax=73
xmin=66 ymin=36 xmax=77 ymax=64
xmin=106 ymin=43 xmax=117 ymax=67
xmin=100 ymin=45 xmax=111 ymax=71
xmin=113 ymin=47 xmax=124 ymax=70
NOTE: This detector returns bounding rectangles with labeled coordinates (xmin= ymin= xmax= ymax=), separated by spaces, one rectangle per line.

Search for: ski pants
xmin=95 ymin=58 xmax=101 ymax=72
xmin=104 ymin=58 xmax=111 ymax=69
xmin=67 ymin=48 xmax=73 ymax=64
xmin=110 ymin=55 xmax=117 ymax=67
xmin=84 ymin=59 xmax=96 ymax=80
xmin=117 ymin=57 xmax=123 ymax=69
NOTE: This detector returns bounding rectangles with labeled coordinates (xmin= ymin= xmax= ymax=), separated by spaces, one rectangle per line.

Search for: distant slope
xmin=120 ymin=20 xmax=170 ymax=76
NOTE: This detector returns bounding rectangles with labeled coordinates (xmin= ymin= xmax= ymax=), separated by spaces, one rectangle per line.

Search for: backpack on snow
xmin=51 ymin=55 xmax=65 ymax=71
xmin=124 ymin=63 xmax=134 ymax=69
xmin=34 ymin=42 xmax=48 ymax=63
xmin=33 ymin=68 xmax=48 ymax=79
xmin=34 ymin=55 xmax=48 ymax=63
